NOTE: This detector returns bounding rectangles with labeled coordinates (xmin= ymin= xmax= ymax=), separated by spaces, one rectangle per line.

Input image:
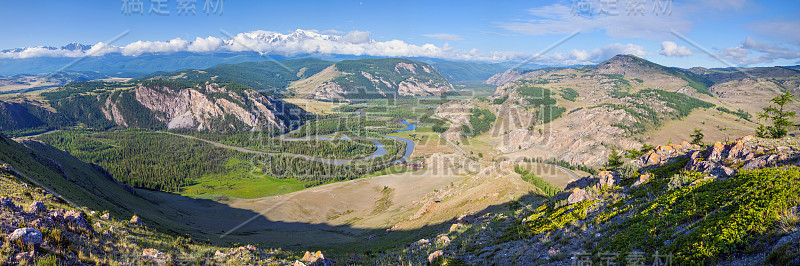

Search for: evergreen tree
xmin=690 ymin=128 xmax=704 ymax=146
xmin=605 ymin=149 xmax=623 ymax=170
xmin=757 ymin=91 xmax=796 ymax=138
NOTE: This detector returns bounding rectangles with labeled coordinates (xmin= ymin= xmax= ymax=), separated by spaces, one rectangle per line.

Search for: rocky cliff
xmin=35 ymin=81 xmax=306 ymax=132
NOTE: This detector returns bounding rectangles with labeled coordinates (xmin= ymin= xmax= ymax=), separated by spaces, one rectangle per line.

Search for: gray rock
xmin=130 ymin=215 xmax=146 ymax=226
xmin=0 ymin=197 xmax=20 ymax=212
xmin=8 ymin=228 xmax=43 ymax=247
xmin=27 ymin=201 xmax=46 ymax=214
xmin=567 ymin=188 xmax=589 ymax=205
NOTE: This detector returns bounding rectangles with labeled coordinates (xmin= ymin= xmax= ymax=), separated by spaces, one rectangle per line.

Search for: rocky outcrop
xmin=1 ymin=196 xmax=21 ymax=212
xmin=8 ymin=228 xmax=43 ymax=247
xmin=567 ymin=188 xmax=590 ymax=204
xmin=49 ymin=209 xmax=93 ymax=233
xmin=299 ymin=251 xmax=332 ymax=266
xmin=636 ymin=141 xmax=698 ymax=169
xmin=142 ymin=248 xmax=169 ymax=264
xmin=27 ymin=201 xmax=46 ymax=214
xmin=428 ymin=250 xmax=444 ymax=264
xmin=684 ymin=136 xmax=799 ymax=178
xmin=631 ymin=136 xmax=800 ymax=179
xmin=129 ymin=215 xmax=146 ymax=227
xmin=596 ymin=171 xmax=620 ymax=188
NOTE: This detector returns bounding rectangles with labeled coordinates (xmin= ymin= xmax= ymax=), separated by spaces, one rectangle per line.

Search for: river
xmin=278 ymin=120 xmax=417 ymax=165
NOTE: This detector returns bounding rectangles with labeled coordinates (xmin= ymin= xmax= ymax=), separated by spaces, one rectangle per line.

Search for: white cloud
xmin=187 ymin=37 xmax=224 ymax=52
xmin=342 ymin=30 xmax=371 ymax=44
xmin=0 ymin=29 xmax=645 ymax=65
xmin=423 ymin=33 xmax=463 ymax=41
xmin=718 ymin=37 xmax=800 ymax=66
xmin=562 ymin=43 xmax=647 ymax=64
xmin=659 ymin=41 xmax=693 ymax=57
xmin=121 ymin=38 xmax=190 ymax=56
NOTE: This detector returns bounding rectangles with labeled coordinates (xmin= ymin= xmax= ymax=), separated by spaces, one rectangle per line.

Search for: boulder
xmin=412 ymin=238 xmax=430 ymax=248
xmin=30 ymin=218 xmax=55 ymax=230
xmin=49 ymin=210 xmax=93 ymax=233
xmin=8 ymin=228 xmax=43 ymax=247
xmin=100 ymin=212 xmax=111 ymax=220
xmin=449 ymin=223 xmax=463 ymax=232
xmin=455 ymin=214 xmax=475 ymax=224
xmin=142 ymin=248 xmax=169 ymax=264
xmin=428 ymin=250 xmax=444 ymax=264
xmin=301 ymin=251 xmax=332 ymax=266
xmin=1 ymin=197 xmax=21 ymax=212
xmin=632 ymin=173 xmax=651 ymax=187
xmin=596 ymin=171 xmax=619 ymax=188
xmin=15 ymin=251 xmax=35 ymax=262
xmin=641 ymin=151 xmax=661 ymax=167
xmin=706 ymin=142 xmax=725 ymax=162
xmin=130 ymin=215 xmax=146 ymax=226
xmin=27 ymin=201 xmax=46 ymax=214
xmin=436 ymin=235 xmax=451 ymax=246
xmin=567 ymin=188 xmax=589 ymax=205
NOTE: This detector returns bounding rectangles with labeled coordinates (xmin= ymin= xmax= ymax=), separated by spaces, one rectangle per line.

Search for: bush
xmin=618 ymin=164 xmax=639 ymax=179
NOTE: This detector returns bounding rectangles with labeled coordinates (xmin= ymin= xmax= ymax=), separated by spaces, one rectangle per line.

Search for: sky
xmin=0 ymin=0 xmax=798 ymax=68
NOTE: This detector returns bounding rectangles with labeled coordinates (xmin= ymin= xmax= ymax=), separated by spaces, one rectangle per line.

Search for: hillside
xmin=463 ymin=55 xmax=800 ymax=165
xmin=365 ymin=136 xmax=800 ymax=265
xmin=289 ymin=58 xmax=454 ymax=100
xmin=139 ymin=58 xmax=336 ymax=92
xmin=0 ymin=80 xmax=308 ymax=136
xmin=0 ymin=132 xmax=314 ymax=264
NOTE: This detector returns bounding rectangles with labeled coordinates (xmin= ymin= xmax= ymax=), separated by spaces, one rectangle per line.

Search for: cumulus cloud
xmin=187 ymin=36 xmax=224 ymax=52
xmin=0 ymin=29 xmax=646 ymax=65
xmin=343 ymin=30 xmax=371 ymax=44
xmin=659 ymin=41 xmax=693 ymax=57
xmin=718 ymin=37 xmax=800 ymax=66
xmin=121 ymin=38 xmax=190 ymax=56
xmin=423 ymin=33 xmax=463 ymax=41
xmin=553 ymin=43 xmax=647 ymax=64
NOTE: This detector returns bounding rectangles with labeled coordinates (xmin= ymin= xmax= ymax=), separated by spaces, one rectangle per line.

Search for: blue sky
xmin=1 ymin=0 xmax=798 ymax=67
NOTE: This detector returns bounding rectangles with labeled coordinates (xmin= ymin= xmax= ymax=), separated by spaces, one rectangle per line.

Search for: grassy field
xmin=282 ymin=98 xmax=345 ymax=115
xmin=639 ymin=108 xmax=758 ymax=145
xmin=387 ymin=126 xmax=454 ymax=156
xmin=180 ymin=158 xmax=307 ymax=199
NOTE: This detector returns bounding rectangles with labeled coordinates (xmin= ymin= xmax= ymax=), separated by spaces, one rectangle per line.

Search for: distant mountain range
xmin=141 ymin=58 xmax=458 ymax=100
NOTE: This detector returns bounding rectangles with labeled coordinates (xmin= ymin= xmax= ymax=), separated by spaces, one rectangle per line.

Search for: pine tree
xmin=690 ymin=128 xmax=704 ymax=146
xmin=605 ymin=149 xmax=623 ymax=170
xmin=757 ymin=91 xmax=797 ymax=138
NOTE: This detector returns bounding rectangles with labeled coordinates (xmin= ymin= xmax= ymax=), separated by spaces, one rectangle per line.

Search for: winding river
xmin=279 ymin=120 xmax=417 ymax=165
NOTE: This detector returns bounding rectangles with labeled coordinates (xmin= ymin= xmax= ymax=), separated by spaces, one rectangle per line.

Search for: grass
xmin=603 ymin=167 xmax=800 ymax=264
xmin=362 ymin=166 xmax=415 ymax=178
xmin=180 ymin=158 xmax=307 ymax=199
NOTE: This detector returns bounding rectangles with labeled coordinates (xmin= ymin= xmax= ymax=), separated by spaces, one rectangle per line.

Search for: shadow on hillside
xmin=135 ymin=188 xmax=542 ymax=253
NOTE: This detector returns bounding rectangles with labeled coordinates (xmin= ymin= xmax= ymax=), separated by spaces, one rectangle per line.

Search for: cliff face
xmin=99 ymin=83 xmax=298 ymax=131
